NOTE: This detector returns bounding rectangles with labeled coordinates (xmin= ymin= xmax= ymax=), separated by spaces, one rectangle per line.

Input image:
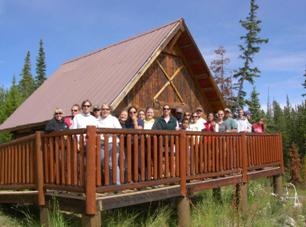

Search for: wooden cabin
xmin=0 ymin=18 xmax=224 ymax=137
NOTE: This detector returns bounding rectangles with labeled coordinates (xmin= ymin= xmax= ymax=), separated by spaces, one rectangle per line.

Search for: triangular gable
xmin=0 ymin=18 xmax=224 ymax=133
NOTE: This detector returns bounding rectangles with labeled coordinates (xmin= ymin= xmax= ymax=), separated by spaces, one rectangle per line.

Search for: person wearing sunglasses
xmin=98 ymin=103 xmax=122 ymax=185
xmin=152 ymin=104 xmax=179 ymax=130
xmin=126 ymin=106 xmax=144 ymax=129
xmin=188 ymin=112 xmax=203 ymax=131
xmin=45 ymin=108 xmax=68 ymax=132
xmin=72 ymin=100 xmax=98 ymax=129
xmin=64 ymin=104 xmax=80 ymax=129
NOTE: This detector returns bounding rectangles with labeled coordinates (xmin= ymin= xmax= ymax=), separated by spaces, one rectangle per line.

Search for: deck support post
xmin=40 ymin=206 xmax=49 ymax=227
xmin=177 ymin=196 xmax=190 ymax=227
xmin=273 ymin=175 xmax=282 ymax=196
xmin=235 ymin=183 xmax=248 ymax=213
xmin=212 ymin=187 xmax=222 ymax=203
xmin=81 ymin=211 xmax=101 ymax=227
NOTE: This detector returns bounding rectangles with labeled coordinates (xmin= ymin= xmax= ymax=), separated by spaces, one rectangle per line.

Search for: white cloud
xmin=258 ymin=51 xmax=306 ymax=72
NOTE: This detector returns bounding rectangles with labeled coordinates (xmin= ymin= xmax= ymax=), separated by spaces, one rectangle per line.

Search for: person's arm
xmin=45 ymin=119 xmax=55 ymax=132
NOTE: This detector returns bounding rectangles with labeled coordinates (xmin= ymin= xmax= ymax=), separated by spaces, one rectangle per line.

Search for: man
xmin=195 ymin=106 xmax=207 ymax=129
xmin=152 ymin=104 xmax=179 ymax=130
xmin=92 ymin=105 xmax=102 ymax=120
xmin=98 ymin=103 xmax=122 ymax=185
xmin=45 ymin=108 xmax=68 ymax=132
xmin=72 ymin=100 xmax=98 ymax=129
xmin=236 ymin=109 xmax=252 ymax=133
xmin=223 ymin=108 xmax=238 ymax=132
xmin=174 ymin=107 xmax=184 ymax=127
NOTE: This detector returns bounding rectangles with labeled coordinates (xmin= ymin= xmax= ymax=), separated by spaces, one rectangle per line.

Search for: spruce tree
xmin=303 ymin=69 xmax=306 ymax=97
xmin=5 ymin=76 xmax=22 ymax=117
xmin=0 ymin=86 xmax=6 ymax=123
xmin=210 ymin=46 xmax=234 ymax=107
xmin=35 ymin=39 xmax=47 ymax=88
xmin=233 ymin=0 xmax=268 ymax=108
xmin=246 ymin=87 xmax=261 ymax=122
xmin=18 ymin=51 xmax=35 ymax=101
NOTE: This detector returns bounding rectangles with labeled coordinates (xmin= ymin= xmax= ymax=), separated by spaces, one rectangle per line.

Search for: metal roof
xmin=0 ymin=18 xmax=224 ymax=132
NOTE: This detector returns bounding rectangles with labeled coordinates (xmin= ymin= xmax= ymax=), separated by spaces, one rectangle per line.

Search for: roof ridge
xmin=63 ymin=18 xmax=183 ymax=65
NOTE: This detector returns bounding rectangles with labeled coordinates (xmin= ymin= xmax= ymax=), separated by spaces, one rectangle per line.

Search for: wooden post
xmin=177 ymin=196 xmax=190 ymax=227
xmin=179 ymin=131 xmax=187 ymax=197
xmin=235 ymin=183 xmax=247 ymax=213
xmin=35 ymin=131 xmax=45 ymax=206
xmin=241 ymin=133 xmax=248 ymax=183
xmin=85 ymin=126 xmax=97 ymax=215
xmin=82 ymin=211 xmax=101 ymax=227
xmin=40 ymin=206 xmax=49 ymax=227
xmin=273 ymin=175 xmax=282 ymax=196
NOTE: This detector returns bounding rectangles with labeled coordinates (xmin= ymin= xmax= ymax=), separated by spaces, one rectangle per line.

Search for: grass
xmin=0 ymin=179 xmax=305 ymax=226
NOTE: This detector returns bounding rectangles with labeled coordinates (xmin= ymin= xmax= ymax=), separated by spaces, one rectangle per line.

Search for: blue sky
xmin=0 ymin=0 xmax=305 ymax=109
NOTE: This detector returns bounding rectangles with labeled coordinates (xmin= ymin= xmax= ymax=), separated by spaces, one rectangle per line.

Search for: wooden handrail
xmin=0 ymin=127 xmax=284 ymax=215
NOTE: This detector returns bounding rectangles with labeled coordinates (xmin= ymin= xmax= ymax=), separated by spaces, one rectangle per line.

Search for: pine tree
xmin=35 ymin=39 xmax=47 ymax=88
xmin=303 ymin=69 xmax=306 ymax=97
xmin=246 ymin=87 xmax=261 ymax=122
xmin=233 ymin=0 xmax=268 ymax=108
xmin=0 ymin=86 xmax=7 ymax=123
xmin=5 ymin=76 xmax=22 ymax=117
xmin=210 ymin=46 xmax=234 ymax=107
xmin=18 ymin=51 xmax=35 ymax=101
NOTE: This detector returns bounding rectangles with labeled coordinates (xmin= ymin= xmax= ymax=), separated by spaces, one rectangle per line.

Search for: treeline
xmin=0 ymin=40 xmax=46 ymax=142
xmin=210 ymin=0 xmax=306 ymax=166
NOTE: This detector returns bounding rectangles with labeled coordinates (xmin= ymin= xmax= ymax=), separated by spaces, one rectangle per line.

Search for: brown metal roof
xmin=0 ymin=18 xmax=224 ymax=132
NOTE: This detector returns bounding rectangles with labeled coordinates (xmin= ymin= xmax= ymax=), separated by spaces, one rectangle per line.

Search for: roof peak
xmin=63 ymin=18 xmax=184 ymax=65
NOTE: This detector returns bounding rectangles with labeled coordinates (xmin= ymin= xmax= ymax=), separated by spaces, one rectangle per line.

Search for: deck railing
xmin=0 ymin=126 xmax=284 ymax=215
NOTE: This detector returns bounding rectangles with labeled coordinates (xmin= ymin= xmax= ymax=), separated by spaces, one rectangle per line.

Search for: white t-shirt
xmin=236 ymin=118 xmax=252 ymax=132
xmin=144 ymin=119 xmax=155 ymax=130
xmin=72 ymin=113 xmax=98 ymax=129
xmin=97 ymin=114 xmax=122 ymax=143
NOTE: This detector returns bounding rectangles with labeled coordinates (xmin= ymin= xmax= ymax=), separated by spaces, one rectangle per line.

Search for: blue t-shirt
xmin=126 ymin=118 xmax=144 ymax=129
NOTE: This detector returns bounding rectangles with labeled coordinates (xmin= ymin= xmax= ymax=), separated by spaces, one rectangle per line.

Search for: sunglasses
xmin=55 ymin=112 xmax=63 ymax=115
xmin=83 ymin=105 xmax=91 ymax=108
xmin=71 ymin=109 xmax=78 ymax=112
xmin=163 ymin=108 xmax=170 ymax=110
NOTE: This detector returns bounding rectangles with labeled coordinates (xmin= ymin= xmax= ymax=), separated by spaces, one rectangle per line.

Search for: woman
xmin=143 ymin=107 xmax=155 ymax=129
xmin=126 ymin=106 xmax=144 ymax=129
xmin=203 ymin=112 xmax=218 ymax=132
xmin=64 ymin=104 xmax=80 ymax=129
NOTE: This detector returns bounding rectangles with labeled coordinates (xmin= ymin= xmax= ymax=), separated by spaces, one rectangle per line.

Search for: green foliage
xmin=246 ymin=86 xmax=262 ymax=122
xmin=35 ymin=39 xmax=47 ymax=89
xmin=233 ymin=0 xmax=268 ymax=108
xmin=18 ymin=51 xmax=35 ymax=102
xmin=302 ymin=69 xmax=306 ymax=97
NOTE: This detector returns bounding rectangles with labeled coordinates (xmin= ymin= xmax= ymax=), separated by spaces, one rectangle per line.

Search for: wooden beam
xmin=97 ymin=185 xmax=180 ymax=210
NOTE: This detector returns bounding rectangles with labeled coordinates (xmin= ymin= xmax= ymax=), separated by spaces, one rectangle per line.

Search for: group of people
xmin=45 ymin=100 xmax=265 ymax=133
xmin=44 ymin=100 xmax=265 ymax=185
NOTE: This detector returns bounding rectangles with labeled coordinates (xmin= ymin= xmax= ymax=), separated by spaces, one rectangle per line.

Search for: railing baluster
xmin=133 ymin=134 xmax=139 ymax=182
xmin=120 ymin=135 xmax=125 ymax=184
xmin=153 ymin=135 xmax=158 ymax=179
xmin=127 ymin=134 xmax=132 ymax=183
xmin=146 ymin=135 xmax=152 ymax=180
xmin=140 ymin=135 xmax=145 ymax=181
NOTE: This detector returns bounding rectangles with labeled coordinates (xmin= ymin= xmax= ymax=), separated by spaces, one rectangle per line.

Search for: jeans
xmin=101 ymin=142 xmax=121 ymax=185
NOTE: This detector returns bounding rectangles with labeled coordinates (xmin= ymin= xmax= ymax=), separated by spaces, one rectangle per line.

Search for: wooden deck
xmin=0 ymin=126 xmax=284 ymax=226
